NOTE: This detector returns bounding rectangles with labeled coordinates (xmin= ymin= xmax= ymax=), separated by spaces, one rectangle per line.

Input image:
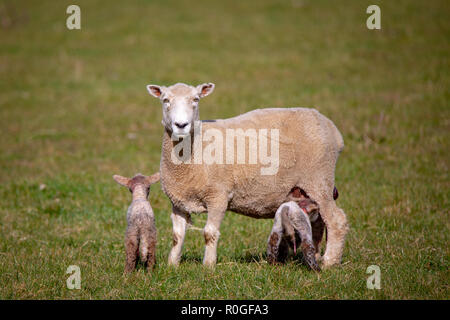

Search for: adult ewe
xmin=147 ymin=82 xmax=348 ymax=268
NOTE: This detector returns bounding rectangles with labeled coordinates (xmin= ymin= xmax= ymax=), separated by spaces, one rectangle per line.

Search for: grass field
xmin=0 ymin=0 xmax=448 ymax=299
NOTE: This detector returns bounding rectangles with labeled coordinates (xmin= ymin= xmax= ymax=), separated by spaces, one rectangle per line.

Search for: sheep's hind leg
xmin=168 ymin=206 xmax=189 ymax=266
xmin=316 ymin=199 xmax=348 ymax=267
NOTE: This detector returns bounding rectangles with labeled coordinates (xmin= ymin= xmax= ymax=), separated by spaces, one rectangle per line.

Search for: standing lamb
xmin=267 ymin=201 xmax=320 ymax=271
xmin=146 ymin=82 xmax=348 ymax=268
xmin=113 ymin=172 xmax=160 ymax=273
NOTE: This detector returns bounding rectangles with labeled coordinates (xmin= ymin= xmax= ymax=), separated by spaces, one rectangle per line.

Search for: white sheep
xmin=146 ymin=82 xmax=348 ymax=268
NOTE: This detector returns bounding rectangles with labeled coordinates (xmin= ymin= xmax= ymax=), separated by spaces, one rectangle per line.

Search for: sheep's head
xmin=113 ymin=172 xmax=160 ymax=196
xmin=146 ymin=82 xmax=215 ymax=138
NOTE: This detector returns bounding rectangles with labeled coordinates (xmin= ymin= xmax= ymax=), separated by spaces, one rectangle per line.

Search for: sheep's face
xmin=147 ymin=82 xmax=215 ymax=138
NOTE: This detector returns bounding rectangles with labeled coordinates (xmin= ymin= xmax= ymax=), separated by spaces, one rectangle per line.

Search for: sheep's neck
xmin=161 ymin=129 xmax=205 ymax=183
xmin=161 ymin=130 xmax=195 ymax=169
xmin=131 ymin=185 xmax=148 ymax=201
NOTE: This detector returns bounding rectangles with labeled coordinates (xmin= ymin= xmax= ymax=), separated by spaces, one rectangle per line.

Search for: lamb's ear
xmin=196 ymin=83 xmax=215 ymax=98
xmin=146 ymin=172 xmax=160 ymax=185
xmin=113 ymin=175 xmax=131 ymax=187
xmin=147 ymin=85 xmax=164 ymax=98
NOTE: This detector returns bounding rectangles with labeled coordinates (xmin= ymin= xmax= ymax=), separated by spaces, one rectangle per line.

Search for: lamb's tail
xmin=138 ymin=225 xmax=157 ymax=270
xmin=139 ymin=235 xmax=148 ymax=263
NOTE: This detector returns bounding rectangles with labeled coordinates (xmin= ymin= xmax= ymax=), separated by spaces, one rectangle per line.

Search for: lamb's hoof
xmin=145 ymin=263 xmax=156 ymax=272
xmin=123 ymin=268 xmax=134 ymax=275
xmin=315 ymin=253 xmax=323 ymax=263
xmin=303 ymin=253 xmax=321 ymax=272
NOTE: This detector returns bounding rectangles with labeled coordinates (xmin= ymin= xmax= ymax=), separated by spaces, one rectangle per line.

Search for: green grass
xmin=0 ymin=0 xmax=448 ymax=299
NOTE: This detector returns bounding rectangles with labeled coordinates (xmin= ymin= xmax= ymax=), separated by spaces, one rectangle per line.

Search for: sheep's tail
xmin=323 ymin=115 xmax=342 ymax=201
xmin=327 ymin=117 xmax=344 ymax=153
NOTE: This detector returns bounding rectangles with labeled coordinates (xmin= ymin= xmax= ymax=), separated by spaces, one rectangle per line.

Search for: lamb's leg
xmin=168 ymin=206 xmax=189 ymax=266
xmin=311 ymin=215 xmax=325 ymax=261
xmin=317 ymin=200 xmax=348 ymax=267
xmin=124 ymin=227 xmax=139 ymax=274
xmin=203 ymin=202 xmax=227 ymax=267
xmin=267 ymin=229 xmax=283 ymax=264
xmin=144 ymin=237 xmax=157 ymax=271
xmin=277 ymin=238 xmax=290 ymax=263
xmin=291 ymin=209 xmax=320 ymax=271
xmin=140 ymin=225 xmax=157 ymax=271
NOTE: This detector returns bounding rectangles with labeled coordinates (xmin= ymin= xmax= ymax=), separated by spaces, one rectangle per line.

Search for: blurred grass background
xmin=0 ymin=0 xmax=448 ymax=299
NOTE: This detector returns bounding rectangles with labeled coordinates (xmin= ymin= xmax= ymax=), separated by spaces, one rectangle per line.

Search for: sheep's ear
xmin=113 ymin=175 xmax=131 ymax=187
xmin=196 ymin=83 xmax=215 ymax=98
xmin=147 ymin=85 xmax=164 ymax=98
xmin=146 ymin=172 xmax=160 ymax=185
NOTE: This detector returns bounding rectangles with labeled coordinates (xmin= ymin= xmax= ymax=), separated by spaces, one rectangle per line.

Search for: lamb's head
xmin=113 ymin=172 xmax=160 ymax=197
xmin=146 ymin=82 xmax=215 ymax=138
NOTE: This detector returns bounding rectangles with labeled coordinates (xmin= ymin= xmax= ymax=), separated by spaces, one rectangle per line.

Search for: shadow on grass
xmin=235 ymin=251 xmax=315 ymax=270
xmin=180 ymin=253 xmax=203 ymax=264
xmin=234 ymin=252 xmax=266 ymax=264
xmin=177 ymin=250 xmax=315 ymax=271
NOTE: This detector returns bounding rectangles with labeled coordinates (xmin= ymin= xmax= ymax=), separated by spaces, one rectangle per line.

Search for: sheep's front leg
xmin=203 ymin=202 xmax=227 ymax=267
xmin=168 ymin=206 xmax=189 ymax=266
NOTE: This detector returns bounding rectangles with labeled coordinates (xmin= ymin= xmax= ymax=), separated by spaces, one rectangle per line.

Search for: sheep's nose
xmin=175 ymin=122 xmax=189 ymax=129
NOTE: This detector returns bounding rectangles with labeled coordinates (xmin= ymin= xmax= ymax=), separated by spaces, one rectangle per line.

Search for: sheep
xmin=113 ymin=172 xmax=160 ymax=273
xmin=267 ymin=201 xmax=320 ymax=271
xmin=146 ymin=82 xmax=348 ymax=268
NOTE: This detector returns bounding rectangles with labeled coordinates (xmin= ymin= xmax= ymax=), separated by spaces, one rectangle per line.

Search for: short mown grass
xmin=0 ymin=0 xmax=448 ymax=299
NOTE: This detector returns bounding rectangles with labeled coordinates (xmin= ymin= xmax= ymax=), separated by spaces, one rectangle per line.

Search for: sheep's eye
xmin=163 ymin=98 xmax=170 ymax=104
xmin=193 ymin=97 xmax=200 ymax=103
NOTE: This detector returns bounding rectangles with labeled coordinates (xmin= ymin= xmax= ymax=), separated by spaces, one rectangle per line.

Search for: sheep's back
xmin=201 ymin=107 xmax=342 ymax=218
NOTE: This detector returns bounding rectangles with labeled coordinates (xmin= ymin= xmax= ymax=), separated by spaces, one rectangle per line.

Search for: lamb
xmin=146 ymin=82 xmax=348 ymax=268
xmin=113 ymin=172 xmax=160 ymax=273
xmin=267 ymin=201 xmax=320 ymax=271
xmin=288 ymin=186 xmax=328 ymax=260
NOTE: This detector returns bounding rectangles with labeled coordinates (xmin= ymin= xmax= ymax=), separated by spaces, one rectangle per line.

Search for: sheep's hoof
xmin=168 ymin=261 xmax=180 ymax=267
xmin=168 ymin=253 xmax=181 ymax=267
xmin=321 ymin=257 xmax=341 ymax=268
xmin=203 ymin=258 xmax=217 ymax=268
xmin=203 ymin=262 xmax=216 ymax=269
